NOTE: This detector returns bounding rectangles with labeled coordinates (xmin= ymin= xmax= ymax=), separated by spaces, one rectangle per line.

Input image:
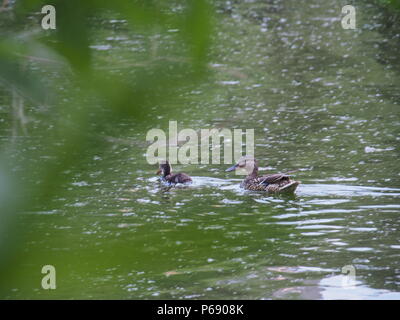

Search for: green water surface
xmin=0 ymin=0 xmax=399 ymax=299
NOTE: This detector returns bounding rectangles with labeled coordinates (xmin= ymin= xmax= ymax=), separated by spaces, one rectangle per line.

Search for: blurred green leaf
xmin=0 ymin=41 xmax=48 ymax=103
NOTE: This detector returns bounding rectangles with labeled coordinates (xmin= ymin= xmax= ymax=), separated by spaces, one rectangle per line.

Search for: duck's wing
xmin=257 ymin=173 xmax=290 ymax=185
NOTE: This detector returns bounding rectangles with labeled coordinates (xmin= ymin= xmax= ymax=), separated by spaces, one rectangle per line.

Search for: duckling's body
xmin=226 ymin=157 xmax=300 ymax=194
xmin=161 ymin=172 xmax=192 ymax=184
xmin=157 ymin=160 xmax=192 ymax=185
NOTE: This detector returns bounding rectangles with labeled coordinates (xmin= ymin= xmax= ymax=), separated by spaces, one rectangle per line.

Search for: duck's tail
xmin=279 ymin=180 xmax=300 ymax=193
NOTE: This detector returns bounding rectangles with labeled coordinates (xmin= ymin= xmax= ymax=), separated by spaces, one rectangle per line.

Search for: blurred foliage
xmin=0 ymin=0 xmax=399 ymax=299
xmin=0 ymin=0 xmax=214 ymax=282
xmin=378 ymin=0 xmax=400 ymax=10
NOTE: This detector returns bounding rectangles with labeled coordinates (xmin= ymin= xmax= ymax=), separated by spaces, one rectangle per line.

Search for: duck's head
xmin=226 ymin=156 xmax=258 ymax=175
xmin=156 ymin=160 xmax=172 ymax=176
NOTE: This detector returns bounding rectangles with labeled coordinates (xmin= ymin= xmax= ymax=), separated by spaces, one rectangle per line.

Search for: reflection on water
xmin=320 ymin=275 xmax=400 ymax=300
xmin=1 ymin=0 xmax=400 ymax=299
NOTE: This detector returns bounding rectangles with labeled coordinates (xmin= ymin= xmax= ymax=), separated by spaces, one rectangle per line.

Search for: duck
xmin=156 ymin=160 xmax=192 ymax=184
xmin=226 ymin=156 xmax=300 ymax=193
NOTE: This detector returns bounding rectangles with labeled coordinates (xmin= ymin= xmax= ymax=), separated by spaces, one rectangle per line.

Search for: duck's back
xmin=242 ymin=173 xmax=299 ymax=193
xmin=258 ymin=173 xmax=290 ymax=185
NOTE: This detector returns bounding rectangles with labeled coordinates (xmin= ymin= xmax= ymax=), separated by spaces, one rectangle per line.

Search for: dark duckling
xmin=226 ymin=156 xmax=300 ymax=193
xmin=157 ymin=160 xmax=192 ymax=184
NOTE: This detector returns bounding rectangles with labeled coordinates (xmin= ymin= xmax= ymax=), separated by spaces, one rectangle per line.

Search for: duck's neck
xmin=246 ymin=166 xmax=258 ymax=180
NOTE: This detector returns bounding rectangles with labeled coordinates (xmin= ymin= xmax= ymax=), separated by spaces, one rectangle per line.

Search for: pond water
xmin=1 ymin=0 xmax=399 ymax=299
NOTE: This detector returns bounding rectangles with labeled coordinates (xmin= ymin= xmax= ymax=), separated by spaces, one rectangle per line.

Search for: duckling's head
xmin=156 ymin=160 xmax=172 ymax=176
xmin=226 ymin=156 xmax=258 ymax=175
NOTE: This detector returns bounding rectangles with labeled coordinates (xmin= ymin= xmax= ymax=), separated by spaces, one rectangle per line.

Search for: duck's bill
xmin=225 ymin=164 xmax=238 ymax=172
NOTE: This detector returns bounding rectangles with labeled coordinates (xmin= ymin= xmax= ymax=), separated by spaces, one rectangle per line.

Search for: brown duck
xmin=156 ymin=160 xmax=192 ymax=184
xmin=226 ymin=156 xmax=300 ymax=193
